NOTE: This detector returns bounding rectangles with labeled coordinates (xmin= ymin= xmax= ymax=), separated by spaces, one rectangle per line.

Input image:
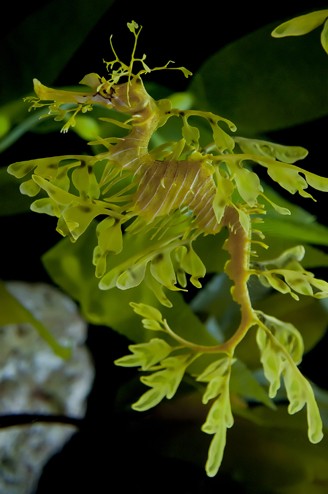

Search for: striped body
xmin=134 ymin=160 xmax=219 ymax=233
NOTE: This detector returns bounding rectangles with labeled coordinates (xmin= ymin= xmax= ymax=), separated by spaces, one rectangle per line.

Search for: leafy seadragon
xmin=7 ymin=20 xmax=328 ymax=477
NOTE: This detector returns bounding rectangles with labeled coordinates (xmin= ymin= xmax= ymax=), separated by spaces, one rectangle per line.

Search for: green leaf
xmin=42 ymin=223 xmax=220 ymax=347
xmin=259 ymin=245 xmax=306 ymax=268
xmin=42 ymin=224 xmax=158 ymax=341
xmin=189 ymin=22 xmax=328 ymax=134
xmin=0 ymin=168 xmax=33 ymax=215
xmin=0 ymin=0 xmax=115 ymax=104
xmin=224 ymin=405 xmax=328 ymax=493
xmin=0 ymin=113 xmax=10 ymax=138
xmin=192 ymin=230 xmax=228 ymax=274
xmin=256 ymin=184 xmax=328 ymax=247
xmin=322 ymin=19 xmax=328 ymax=54
xmin=260 ymin=217 xmax=328 ymax=247
xmin=271 ymin=10 xmax=328 ymax=38
xmin=73 ymin=115 xmax=101 ymax=140
xmin=0 ymin=280 xmax=71 ymax=359
xmin=230 ymin=360 xmax=276 ymax=409
xmin=0 ymin=103 xmax=46 ymax=153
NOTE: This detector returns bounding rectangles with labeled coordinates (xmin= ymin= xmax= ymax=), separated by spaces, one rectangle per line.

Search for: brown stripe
xmin=134 ymin=159 xmax=219 ymax=232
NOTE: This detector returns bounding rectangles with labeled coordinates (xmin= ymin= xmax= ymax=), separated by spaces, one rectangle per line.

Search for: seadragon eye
xmin=98 ymin=83 xmax=116 ymax=100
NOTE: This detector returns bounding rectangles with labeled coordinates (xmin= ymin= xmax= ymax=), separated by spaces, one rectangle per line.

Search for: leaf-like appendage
xmin=267 ymin=165 xmax=313 ymax=198
xmin=256 ymin=312 xmax=304 ymax=363
xmin=235 ymin=136 xmax=308 ymax=163
xmin=132 ymin=354 xmax=190 ymax=411
xmin=230 ymin=360 xmax=276 ymax=409
xmin=93 ymin=217 xmax=123 ymax=277
xmin=116 ymin=262 xmax=148 ymax=290
xmin=129 ymin=302 xmax=164 ymax=331
xmin=205 ymin=423 xmax=228 ymax=478
xmin=253 ymin=246 xmax=328 ymax=300
xmin=97 ymin=228 xmax=204 ymax=296
xmin=284 ymin=365 xmax=323 ymax=443
xmin=259 ymin=158 xmax=328 ymax=199
xmin=19 ymin=179 xmax=41 ymax=197
xmin=197 ymin=357 xmax=233 ymax=402
xmin=150 ymin=251 xmax=178 ymax=290
xmin=212 ymin=173 xmax=235 ymax=224
xmin=176 ymin=244 xmax=206 ymax=288
xmin=71 ymin=164 xmax=100 ymax=199
xmin=258 ymin=266 xmax=328 ymax=301
xmin=256 ymin=323 xmax=323 ymax=444
xmin=197 ymin=357 xmax=234 ymax=477
xmin=130 ymin=302 xmax=163 ymax=322
xmin=256 ymin=326 xmax=283 ymax=398
xmin=259 ymin=245 xmax=306 ymax=268
xmin=229 ymin=161 xmax=263 ymax=206
xmin=144 ymin=271 xmax=173 ymax=308
xmin=114 ymin=338 xmax=173 ymax=370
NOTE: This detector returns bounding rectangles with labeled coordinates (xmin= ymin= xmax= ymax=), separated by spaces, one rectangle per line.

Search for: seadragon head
xmin=27 ymin=20 xmax=192 ymax=129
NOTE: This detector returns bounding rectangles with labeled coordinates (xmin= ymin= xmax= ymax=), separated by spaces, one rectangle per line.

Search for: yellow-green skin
xmin=7 ymin=21 xmax=328 ymax=478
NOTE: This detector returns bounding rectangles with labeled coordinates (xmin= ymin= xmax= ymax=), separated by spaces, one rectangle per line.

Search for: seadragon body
xmin=7 ymin=20 xmax=328 ymax=478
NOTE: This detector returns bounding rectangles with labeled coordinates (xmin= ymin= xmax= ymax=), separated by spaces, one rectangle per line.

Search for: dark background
xmin=1 ymin=1 xmax=328 ymax=492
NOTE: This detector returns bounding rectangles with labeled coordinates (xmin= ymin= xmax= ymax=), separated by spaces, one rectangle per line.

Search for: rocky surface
xmin=0 ymin=281 xmax=94 ymax=494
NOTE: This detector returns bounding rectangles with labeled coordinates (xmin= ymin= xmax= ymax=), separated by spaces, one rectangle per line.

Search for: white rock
xmin=0 ymin=281 xmax=95 ymax=494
